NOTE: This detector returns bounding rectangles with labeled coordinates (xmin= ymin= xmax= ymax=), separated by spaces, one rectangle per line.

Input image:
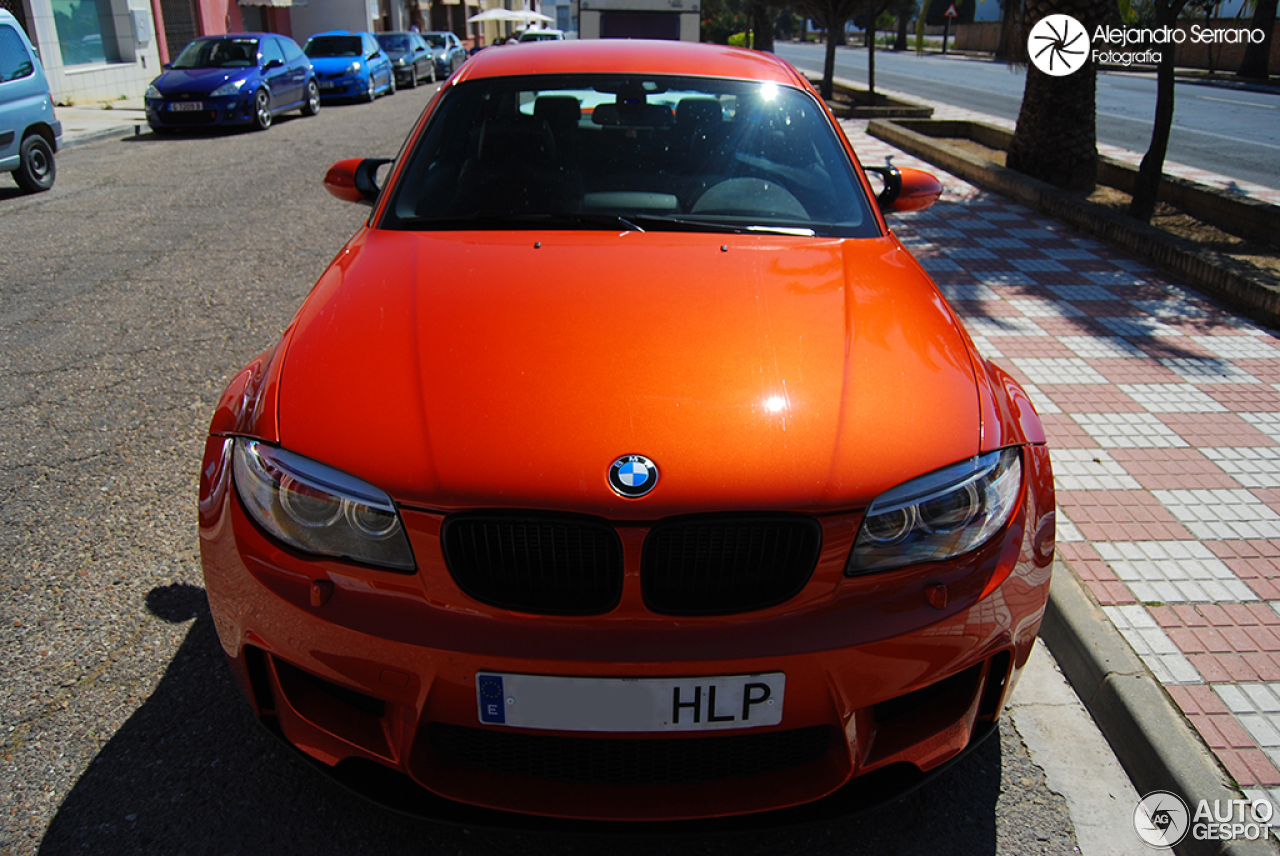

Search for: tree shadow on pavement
xmin=38 ymin=583 xmax=1063 ymax=856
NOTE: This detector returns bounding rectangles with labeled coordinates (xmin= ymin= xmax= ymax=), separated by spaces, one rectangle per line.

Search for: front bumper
xmin=146 ymin=94 xmax=253 ymax=128
xmin=199 ymin=436 xmax=1054 ymax=821
xmin=315 ymin=75 xmax=368 ymax=99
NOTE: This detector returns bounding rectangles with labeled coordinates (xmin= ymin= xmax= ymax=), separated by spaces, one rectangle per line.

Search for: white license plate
xmin=168 ymin=101 xmax=203 ymax=111
xmin=318 ymin=81 xmax=336 ymax=90
xmin=476 ymin=672 xmax=784 ymax=732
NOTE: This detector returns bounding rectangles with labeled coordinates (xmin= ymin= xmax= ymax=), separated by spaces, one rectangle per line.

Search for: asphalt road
xmin=0 ymin=81 xmax=1088 ymax=855
xmin=775 ymin=42 xmax=1280 ymax=191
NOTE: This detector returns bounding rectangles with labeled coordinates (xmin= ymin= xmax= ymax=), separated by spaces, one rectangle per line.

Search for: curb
xmin=61 ymin=122 xmax=146 ymax=150
xmin=865 ymin=118 xmax=1280 ymax=329
xmin=1042 ymin=560 xmax=1280 ymax=856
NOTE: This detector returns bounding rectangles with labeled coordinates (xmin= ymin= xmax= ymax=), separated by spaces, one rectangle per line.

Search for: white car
xmin=517 ymin=28 xmax=565 ymax=41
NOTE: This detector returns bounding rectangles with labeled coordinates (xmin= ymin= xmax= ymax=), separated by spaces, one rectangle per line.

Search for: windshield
xmin=383 ymin=74 xmax=878 ymax=237
xmin=305 ymin=36 xmax=363 ymax=58
xmin=423 ymin=34 xmax=447 ymax=48
xmin=519 ymin=32 xmax=560 ymax=40
xmin=172 ymin=38 xmax=259 ymax=69
xmin=378 ymin=34 xmax=411 ymax=52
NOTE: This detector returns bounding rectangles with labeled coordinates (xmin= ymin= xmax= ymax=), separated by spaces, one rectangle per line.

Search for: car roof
xmin=310 ymin=30 xmax=370 ymax=37
xmin=452 ymin=40 xmax=806 ymax=86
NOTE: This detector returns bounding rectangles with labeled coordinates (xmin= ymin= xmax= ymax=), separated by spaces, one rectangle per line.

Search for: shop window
xmin=52 ymin=0 xmax=120 ymax=65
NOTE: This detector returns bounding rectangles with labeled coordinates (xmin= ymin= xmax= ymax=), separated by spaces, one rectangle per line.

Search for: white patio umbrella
xmin=467 ymin=8 xmax=524 ymax=22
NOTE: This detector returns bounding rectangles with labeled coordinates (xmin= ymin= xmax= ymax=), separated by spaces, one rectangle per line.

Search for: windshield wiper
xmin=626 ymin=215 xmax=816 ymax=236
xmin=397 ymin=212 xmax=644 ymax=231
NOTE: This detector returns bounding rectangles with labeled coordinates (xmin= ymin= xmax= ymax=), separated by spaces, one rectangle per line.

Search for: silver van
xmin=0 ymin=9 xmax=61 ymax=192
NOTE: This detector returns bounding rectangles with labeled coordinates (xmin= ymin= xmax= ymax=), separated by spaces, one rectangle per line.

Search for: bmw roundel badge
xmin=608 ymin=455 xmax=658 ymax=498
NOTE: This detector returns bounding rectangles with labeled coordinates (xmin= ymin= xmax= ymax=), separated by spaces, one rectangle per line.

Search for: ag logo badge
xmin=608 ymin=455 xmax=658 ymax=498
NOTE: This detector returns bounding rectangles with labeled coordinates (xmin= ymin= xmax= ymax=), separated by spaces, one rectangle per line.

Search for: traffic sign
xmin=944 ymin=4 xmax=958 ymax=16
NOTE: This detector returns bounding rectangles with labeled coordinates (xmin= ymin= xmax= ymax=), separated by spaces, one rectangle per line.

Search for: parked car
xmin=144 ymin=33 xmax=319 ymax=133
xmin=199 ymin=40 xmax=1054 ymax=824
xmin=376 ymin=31 xmax=435 ymax=88
xmin=516 ymin=27 xmax=565 ymax=41
xmin=304 ymin=31 xmax=394 ymax=102
xmin=0 ymin=9 xmax=61 ymax=192
xmin=421 ymin=31 xmax=466 ymax=78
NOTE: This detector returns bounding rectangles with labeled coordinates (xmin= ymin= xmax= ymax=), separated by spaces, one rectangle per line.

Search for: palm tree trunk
xmin=1129 ymin=22 xmax=1180 ymax=220
xmin=1005 ymin=0 xmax=1107 ymax=192
xmin=1238 ymin=0 xmax=1276 ymax=79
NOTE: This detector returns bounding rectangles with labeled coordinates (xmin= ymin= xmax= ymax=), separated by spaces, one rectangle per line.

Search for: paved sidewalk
xmin=55 ymin=98 xmax=147 ymax=149
xmin=842 ymin=109 xmax=1280 ymax=818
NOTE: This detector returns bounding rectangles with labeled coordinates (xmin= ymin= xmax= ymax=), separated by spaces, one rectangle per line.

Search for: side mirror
xmin=324 ymin=157 xmax=393 ymax=205
xmin=263 ymin=58 xmax=283 ymax=70
xmin=162 ymin=62 xmax=172 ymax=69
xmin=864 ymin=166 xmax=943 ymax=213
xmin=368 ymin=51 xmax=380 ymax=60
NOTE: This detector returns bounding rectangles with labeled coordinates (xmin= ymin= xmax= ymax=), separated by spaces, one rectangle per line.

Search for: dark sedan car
xmin=145 ymin=33 xmax=319 ymax=132
xmin=377 ymin=32 xmax=436 ymax=87
xmin=422 ymin=31 xmax=466 ymax=78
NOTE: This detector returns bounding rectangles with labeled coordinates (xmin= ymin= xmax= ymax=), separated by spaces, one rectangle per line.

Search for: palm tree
xmin=1238 ymin=0 xmax=1277 ymax=80
xmin=1128 ymin=0 xmax=1190 ymax=221
xmin=1005 ymin=0 xmax=1112 ymax=192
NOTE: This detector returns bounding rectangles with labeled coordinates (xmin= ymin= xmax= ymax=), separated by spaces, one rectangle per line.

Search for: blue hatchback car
xmin=304 ymin=31 xmax=394 ymax=102
xmin=145 ymin=33 xmax=319 ymax=133
xmin=0 ymin=9 xmax=61 ymax=192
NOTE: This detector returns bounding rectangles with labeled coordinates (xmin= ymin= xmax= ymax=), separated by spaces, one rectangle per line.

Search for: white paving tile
xmin=1012 ymin=358 xmax=1110 ymax=386
xmin=972 ymin=237 xmax=1030 ymax=250
xmin=1007 ymin=300 xmax=1084 ymax=318
xmin=1056 ymin=507 xmax=1084 ymax=542
xmin=961 ymin=315 xmax=1050 ymax=338
xmin=1011 ymin=258 xmax=1070 ymax=273
xmin=946 ymin=247 xmax=999 ymax=260
xmin=1119 ymin=383 xmax=1229 ymax=413
xmin=1099 ymin=317 xmax=1184 ymax=338
xmin=1073 ymin=412 xmax=1189 ymax=448
xmin=937 ymin=283 xmax=1000 ymax=302
xmin=1203 ymin=448 xmax=1280 ymax=490
xmin=1095 ymin=541 xmax=1256 ymax=603
xmin=1135 ymin=298 xmax=1215 ymax=320
xmin=1083 ymin=270 xmax=1147 ymax=287
xmin=1158 ymin=357 xmax=1262 ymax=385
xmin=1060 ymin=336 xmax=1147 ymax=360
xmin=1050 ymin=449 xmax=1141 ymax=491
xmin=1041 ymin=248 xmax=1098 ymax=261
xmin=1151 ymin=489 xmax=1280 ymax=540
xmin=1103 ymin=605 xmax=1201 ymax=683
xmin=1047 ymin=284 xmax=1121 ymax=301
xmin=1020 ymin=383 xmax=1062 ymax=415
xmin=1243 ymin=413 xmax=1280 ymax=444
xmin=919 ymin=257 xmax=963 ymax=273
xmin=970 ymin=336 xmax=1004 ymax=359
xmin=1192 ymin=336 xmax=1280 ymax=361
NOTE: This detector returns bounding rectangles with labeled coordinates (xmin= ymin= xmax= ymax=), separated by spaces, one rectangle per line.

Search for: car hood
xmin=276 ymin=230 xmax=981 ymax=517
xmin=154 ymin=67 xmax=246 ymax=94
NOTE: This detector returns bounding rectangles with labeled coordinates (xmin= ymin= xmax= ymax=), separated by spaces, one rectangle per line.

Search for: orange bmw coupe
xmin=198 ymin=40 xmax=1055 ymax=826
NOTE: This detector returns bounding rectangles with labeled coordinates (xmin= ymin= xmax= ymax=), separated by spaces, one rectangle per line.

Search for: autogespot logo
xmin=1134 ymin=791 xmax=1190 ymax=848
xmin=1027 ymin=14 xmax=1090 ymax=76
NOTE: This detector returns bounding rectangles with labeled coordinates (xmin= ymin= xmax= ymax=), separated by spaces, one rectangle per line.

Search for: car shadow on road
xmin=38 ymin=583 xmax=1061 ymax=856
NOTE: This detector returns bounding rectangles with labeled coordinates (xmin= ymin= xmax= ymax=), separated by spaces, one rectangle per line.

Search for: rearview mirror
xmin=324 ymin=157 xmax=393 ymax=205
xmin=865 ymin=166 xmax=943 ymax=214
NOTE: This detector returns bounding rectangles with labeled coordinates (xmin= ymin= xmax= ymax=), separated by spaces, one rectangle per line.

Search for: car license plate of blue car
xmin=318 ymin=82 xmax=336 ymax=90
xmin=476 ymin=672 xmax=785 ymax=732
xmin=168 ymin=102 xmax=203 ymax=111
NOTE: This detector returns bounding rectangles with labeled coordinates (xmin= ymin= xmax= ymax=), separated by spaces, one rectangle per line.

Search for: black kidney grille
xmin=642 ymin=517 xmax=822 ymax=614
xmin=441 ymin=514 xmax=624 ymax=614
xmin=429 ymin=723 xmax=831 ymax=786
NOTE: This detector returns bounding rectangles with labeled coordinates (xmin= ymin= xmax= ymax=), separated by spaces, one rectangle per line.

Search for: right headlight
xmin=145 ymin=84 xmax=161 ymax=99
xmin=847 ymin=447 xmax=1023 ymax=575
xmin=232 ymin=438 xmax=415 ymax=572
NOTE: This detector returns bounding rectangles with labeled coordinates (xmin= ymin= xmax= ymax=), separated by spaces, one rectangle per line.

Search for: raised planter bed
xmin=808 ymin=79 xmax=933 ymax=119
xmin=866 ymin=117 xmax=1280 ymax=327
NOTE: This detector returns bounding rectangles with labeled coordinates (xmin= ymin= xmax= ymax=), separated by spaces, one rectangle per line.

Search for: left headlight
xmin=231 ymin=438 xmax=415 ymax=572
xmin=344 ymin=62 xmax=361 ymax=76
xmin=211 ymin=79 xmax=246 ymax=97
xmin=847 ymin=447 xmax=1023 ymax=575
xmin=145 ymin=84 xmax=161 ymax=99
